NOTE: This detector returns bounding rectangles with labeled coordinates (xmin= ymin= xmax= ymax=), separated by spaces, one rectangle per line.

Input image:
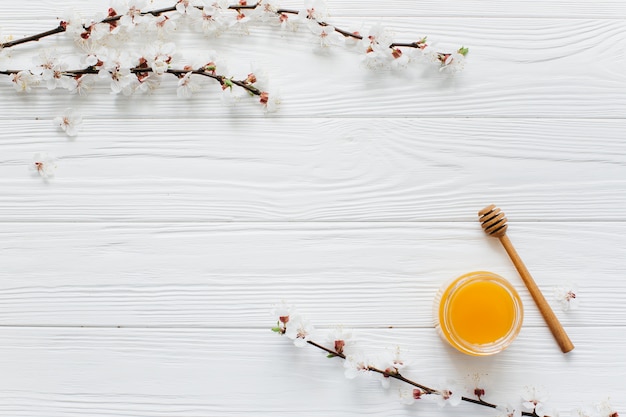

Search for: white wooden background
xmin=1 ymin=0 xmax=625 ymax=416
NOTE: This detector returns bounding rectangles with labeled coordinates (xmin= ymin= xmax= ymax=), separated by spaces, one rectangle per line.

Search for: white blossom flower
xmin=201 ymin=0 xmax=230 ymax=11
xmin=107 ymin=66 xmax=134 ymax=94
xmin=356 ymin=346 xmax=409 ymax=390
xmin=176 ymin=71 xmax=201 ymax=98
xmin=48 ymin=69 xmax=71 ymax=90
xmin=176 ymin=0 xmax=203 ymax=19
xmin=0 ymin=57 xmax=8 ymax=74
xmin=88 ymin=20 xmax=121 ymax=42
xmin=224 ymin=9 xmax=252 ymax=35
xmin=371 ymin=347 xmax=411 ymax=389
xmin=544 ymin=407 xmax=561 ymax=417
xmin=270 ymin=301 xmax=299 ymax=335
xmin=31 ymin=51 xmax=70 ymax=90
xmin=522 ymin=386 xmax=549 ymax=417
xmin=0 ymin=36 xmax=8 ymax=71
xmin=359 ymin=24 xmax=393 ymax=53
xmin=67 ymin=74 xmax=96 ymax=96
xmin=284 ymin=313 xmax=314 ymax=347
xmin=425 ymin=379 xmax=462 ymax=407
xmin=438 ymin=386 xmax=462 ymax=407
xmin=125 ymin=76 xmax=146 ymax=96
xmin=10 ymin=70 xmax=39 ymax=93
xmin=195 ymin=51 xmax=227 ymax=75
xmin=325 ymin=326 xmax=355 ymax=356
xmin=220 ymin=87 xmax=243 ymax=107
xmin=149 ymin=14 xmax=178 ymax=37
xmin=135 ymin=73 xmax=162 ymax=94
xmin=82 ymin=52 xmax=100 ymax=67
xmin=31 ymin=152 xmax=57 ymax=179
xmin=309 ymin=23 xmax=344 ymax=50
xmin=343 ymin=351 xmax=372 ymax=379
xmin=464 ymin=371 xmax=490 ymax=401
xmin=386 ymin=345 xmax=411 ymax=372
xmin=497 ymin=404 xmax=523 ymax=417
xmin=193 ymin=4 xmax=227 ymax=37
xmin=271 ymin=301 xmax=295 ymax=321
xmin=439 ymin=48 xmax=468 ymax=73
xmin=98 ymin=52 xmax=135 ymax=94
xmin=574 ymin=405 xmax=599 ymax=417
xmin=118 ymin=0 xmax=149 ymax=29
xmin=278 ymin=12 xmax=299 ymax=32
xmin=59 ymin=11 xmax=86 ymax=40
xmin=419 ymin=45 xmax=444 ymax=66
xmin=76 ymin=42 xmax=103 ymax=68
xmin=359 ymin=24 xmax=395 ymax=69
xmin=248 ymin=63 xmax=270 ymax=90
xmin=597 ymin=398 xmax=619 ymax=417
xmin=343 ymin=27 xmax=362 ymax=47
xmin=396 ymin=386 xmax=424 ymax=405
xmin=390 ymin=48 xmax=410 ymax=70
xmin=252 ymin=0 xmax=281 ymax=24
xmin=270 ymin=302 xmax=316 ymax=348
xmin=146 ymin=42 xmax=176 ymax=75
xmin=87 ymin=6 xmax=123 ymax=39
xmin=259 ymin=91 xmax=280 ymax=113
xmin=396 ymin=386 xmax=416 ymax=405
xmin=362 ymin=48 xmax=395 ymax=69
xmin=554 ymin=283 xmax=579 ymax=312
xmin=54 ymin=108 xmax=83 ymax=137
xmin=299 ymin=0 xmax=329 ymax=22
xmin=1 ymin=0 xmax=465 ymax=111
xmin=0 ymin=28 xmax=14 ymax=47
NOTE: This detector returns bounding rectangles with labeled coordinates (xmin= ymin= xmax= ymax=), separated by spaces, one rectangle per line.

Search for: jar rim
xmin=436 ymin=271 xmax=524 ymax=356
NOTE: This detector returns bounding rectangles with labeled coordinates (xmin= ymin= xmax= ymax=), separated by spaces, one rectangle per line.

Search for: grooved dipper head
xmin=478 ymin=204 xmax=508 ymax=237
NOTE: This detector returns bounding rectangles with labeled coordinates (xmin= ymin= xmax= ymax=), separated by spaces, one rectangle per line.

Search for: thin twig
xmin=306 ymin=339 xmax=539 ymax=416
xmin=0 ymin=2 xmax=439 ymax=55
xmin=0 ymin=25 xmax=66 ymax=49
xmin=0 ymin=66 xmax=263 ymax=96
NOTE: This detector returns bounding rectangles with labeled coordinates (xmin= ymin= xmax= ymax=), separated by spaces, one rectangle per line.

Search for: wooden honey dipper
xmin=478 ymin=204 xmax=574 ymax=353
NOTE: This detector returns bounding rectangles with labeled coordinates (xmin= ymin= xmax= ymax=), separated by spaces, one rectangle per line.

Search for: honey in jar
xmin=434 ymin=271 xmax=523 ymax=356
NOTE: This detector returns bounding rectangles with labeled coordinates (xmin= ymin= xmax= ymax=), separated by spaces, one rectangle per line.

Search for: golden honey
xmin=434 ymin=271 xmax=523 ymax=356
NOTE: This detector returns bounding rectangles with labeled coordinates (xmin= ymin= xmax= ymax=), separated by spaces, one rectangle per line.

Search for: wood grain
xmin=0 ymin=221 xmax=623 ymax=328
xmin=0 ymin=18 xmax=624 ymax=119
xmin=3 ymin=0 xmax=626 ymax=19
xmin=1 ymin=1 xmax=624 ymax=415
xmin=0 ymin=327 xmax=623 ymax=417
xmin=0 ymin=118 xmax=624 ymax=222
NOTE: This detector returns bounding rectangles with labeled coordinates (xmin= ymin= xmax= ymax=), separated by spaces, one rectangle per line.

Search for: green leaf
xmin=326 ymin=353 xmax=336 ymax=358
xmin=458 ymin=46 xmax=469 ymax=56
xmin=271 ymin=326 xmax=282 ymax=333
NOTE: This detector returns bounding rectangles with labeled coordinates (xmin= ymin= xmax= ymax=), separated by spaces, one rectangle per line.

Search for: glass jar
xmin=434 ymin=271 xmax=524 ymax=356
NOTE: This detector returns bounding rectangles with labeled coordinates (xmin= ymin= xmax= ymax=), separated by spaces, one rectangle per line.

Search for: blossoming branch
xmin=271 ymin=302 xmax=619 ymax=417
xmin=0 ymin=0 xmax=468 ymax=112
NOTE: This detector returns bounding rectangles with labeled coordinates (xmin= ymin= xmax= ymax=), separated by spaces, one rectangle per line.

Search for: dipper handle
xmin=479 ymin=205 xmax=574 ymax=353
xmin=498 ymin=234 xmax=574 ymax=353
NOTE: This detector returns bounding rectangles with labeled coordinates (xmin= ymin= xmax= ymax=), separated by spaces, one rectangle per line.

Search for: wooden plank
xmin=0 ymin=326 xmax=623 ymax=416
xmin=1 ymin=2 xmax=623 ymax=417
xmin=2 ymin=0 xmax=626 ymax=19
xmin=0 ymin=118 xmax=624 ymax=222
xmin=0 ymin=221 xmax=623 ymax=327
xmin=0 ymin=18 xmax=624 ymax=119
